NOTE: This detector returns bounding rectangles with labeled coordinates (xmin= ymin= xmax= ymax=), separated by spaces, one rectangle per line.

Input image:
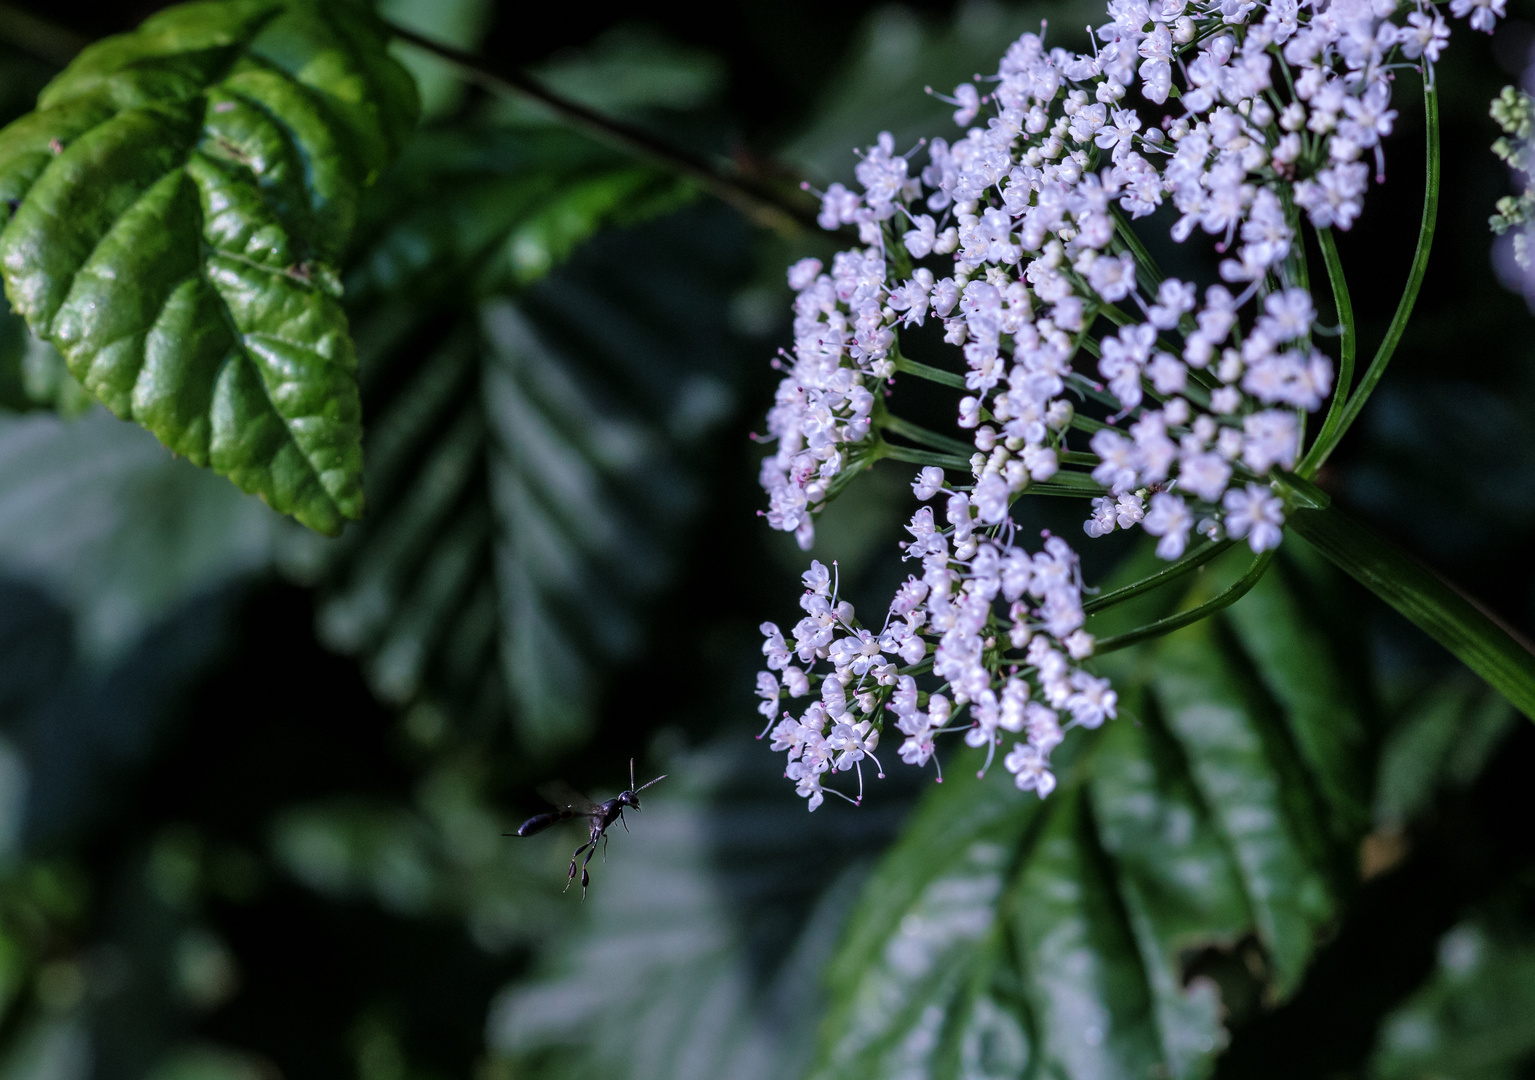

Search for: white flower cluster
xmin=758 ymin=518 xmax=1113 ymax=809
xmin=756 ymin=0 xmax=1494 ymax=808
xmin=1491 ymin=80 xmax=1534 ymax=298
xmin=759 ymin=248 xmax=898 ymax=549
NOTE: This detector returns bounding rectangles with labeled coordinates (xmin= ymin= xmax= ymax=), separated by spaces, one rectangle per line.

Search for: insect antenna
xmin=634 ymin=772 xmax=668 ymax=793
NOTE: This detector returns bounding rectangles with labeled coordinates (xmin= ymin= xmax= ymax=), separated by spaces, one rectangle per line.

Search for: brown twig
xmin=385 ymin=21 xmax=819 ymax=238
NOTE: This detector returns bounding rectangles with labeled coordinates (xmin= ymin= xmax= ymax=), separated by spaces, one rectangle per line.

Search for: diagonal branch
xmin=0 ymin=4 xmax=822 ymax=237
xmin=383 ymin=22 xmax=820 ymax=238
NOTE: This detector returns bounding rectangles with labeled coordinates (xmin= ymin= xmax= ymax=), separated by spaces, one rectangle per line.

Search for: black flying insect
xmin=511 ymin=759 xmax=666 ymax=897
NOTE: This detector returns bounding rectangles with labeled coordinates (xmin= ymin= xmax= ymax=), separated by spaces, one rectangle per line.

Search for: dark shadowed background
xmin=0 ymin=2 xmax=1532 ymax=1079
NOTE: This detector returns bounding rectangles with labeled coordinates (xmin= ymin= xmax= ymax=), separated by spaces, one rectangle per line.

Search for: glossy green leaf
xmin=1152 ymin=607 xmax=1337 ymax=995
xmin=0 ymin=0 xmax=419 ymax=534
xmin=817 ymin=758 xmax=1032 ymax=1080
xmin=810 ymin=548 xmax=1371 ymax=1080
xmin=1089 ymin=696 xmax=1248 ymax=1075
xmin=278 ymin=126 xmax=737 ymax=752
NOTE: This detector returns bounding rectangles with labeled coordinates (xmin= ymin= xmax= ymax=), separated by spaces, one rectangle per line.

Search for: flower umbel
xmin=756 ymin=0 xmax=1493 ymax=808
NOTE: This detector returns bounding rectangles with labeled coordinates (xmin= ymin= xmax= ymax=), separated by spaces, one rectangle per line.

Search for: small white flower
xmin=1004 ymin=742 xmax=1057 ymax=797
xmin=912 ymin=465 xmax=947 ymax=501
xmin=802 ymin=560 xmax=833 ymax=596
xmin=1066 ymin=671 xmax=1118 ymax=728
xmin=1143 ymin=493 xmax=1193 ymax=559
xmin=1223 ymin=483 xmax=1286 ymax=552
xmin=756 ymin=671 xmax=780 ymax=718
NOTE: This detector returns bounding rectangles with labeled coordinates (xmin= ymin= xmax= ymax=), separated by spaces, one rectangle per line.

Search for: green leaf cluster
xmin=279 ymin=122 xmax=735 ymax=751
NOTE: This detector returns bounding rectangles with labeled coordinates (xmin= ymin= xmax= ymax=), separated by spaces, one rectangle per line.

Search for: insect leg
xmin=564 ymin=837 xmax=595 ymax=893
xmin=579 ymin=836 xmax=601 ymax=898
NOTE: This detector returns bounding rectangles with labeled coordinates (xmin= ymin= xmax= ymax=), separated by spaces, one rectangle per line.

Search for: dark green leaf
xmin=486 ymin=741 xmax=912 ymax=1080
xmin=1373 ymin=673 xmax=1514 ymax=828
xmin=270 ymin=776 xmax=563 ymax=946
xmin=0 ymin=409 xmax=280 ymax=660
xmin=278 ymin=126 xmax=737 ymax=752
xmin=1089 ymin=696 xmax=1247 ymax=1075
xmin=145 ymin=1044 xmax=273 ymax=1080
xmin=810 ymin=548 xmax=1372 ymax=1080
xmin=483 ymin=26 xmax=725 ymax=127
xmin=1222 ymin=561 xmax=1373 ymax=842
xmin=1152 ymin=603 xmax=1337 ymax=995
xmin=781 ymin=4 xmax=1052 ymax=188
xmin=0 ymin=0 xmax=420 ymax=534
xmin=0 ymin=307 xmax=92 ymax=415
xmin=378 ymin=0 xmax=492 ymax=121
xmin=1371 ymin=919 xmax=1535 ymax=1080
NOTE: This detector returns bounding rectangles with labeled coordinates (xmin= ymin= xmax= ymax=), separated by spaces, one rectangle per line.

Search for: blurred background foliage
xmin=0 ymin=1 xmax=1529 ymax=1079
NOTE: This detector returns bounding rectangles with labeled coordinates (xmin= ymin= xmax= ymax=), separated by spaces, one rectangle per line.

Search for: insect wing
xmin=536 ymin=780 xmax=601 ymax=815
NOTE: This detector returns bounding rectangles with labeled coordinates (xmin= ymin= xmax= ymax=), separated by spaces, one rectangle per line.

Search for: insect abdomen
xmin=516 ymin=813 xmax=561 ymax=837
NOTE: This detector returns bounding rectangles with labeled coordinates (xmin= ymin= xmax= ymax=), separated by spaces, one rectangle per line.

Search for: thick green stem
xmin=1070 ymin=412 xmax=1111 ymax=436
xmin=1093 ymin=550 xmax=1275 ymax=654
xmin=878 ymin=412 xmax=975 ymax=456
xmin=894 ymin=355 xmax=968 ymax=389
xmin=1029 ymin=471 xmax=1103 ymax=495
xmin=1302 ymin=78 xmax=1440 ymax=473
xmin=1082 ymin=539 xmax=1235 ymax=615
xmin=1111 ymin=206 xmax=1164 ymax=295
xmin=1289 ymin=507 xmax=1535 ymax=720
xmin=877 ymin=443 xmax=972 ymax=470
xmin=1297 ymin=227 xmax=1355 ymax=475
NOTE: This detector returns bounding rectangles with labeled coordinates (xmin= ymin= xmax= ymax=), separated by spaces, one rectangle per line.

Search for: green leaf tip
xmin=0 ymin=0 xmax=421 ymax=534
xmin=1288 ymin=506 xmax=1535 ymax=723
